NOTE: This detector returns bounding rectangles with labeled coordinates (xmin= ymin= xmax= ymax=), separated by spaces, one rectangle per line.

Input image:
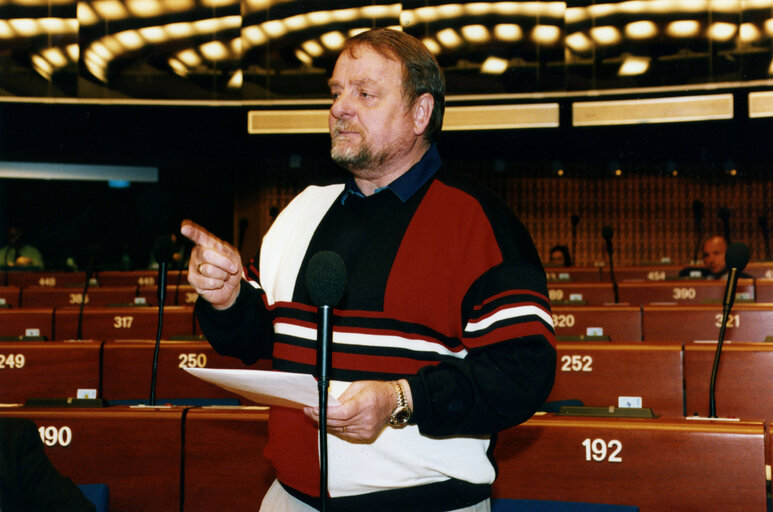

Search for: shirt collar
xmin=341 ymin=143 xmax=441 ymax=204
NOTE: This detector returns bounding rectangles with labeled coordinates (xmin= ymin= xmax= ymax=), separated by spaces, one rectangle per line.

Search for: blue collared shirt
xmin=341 ymin=144 xmax=442 ymax=204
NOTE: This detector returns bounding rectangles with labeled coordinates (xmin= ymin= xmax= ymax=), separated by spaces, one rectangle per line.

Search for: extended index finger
xmin=180 ymin=220 xmax=240 ymax=268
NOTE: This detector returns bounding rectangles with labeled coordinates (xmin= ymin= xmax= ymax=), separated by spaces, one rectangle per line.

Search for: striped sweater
xmin=197 ymin=162 xmax=556 ymax=511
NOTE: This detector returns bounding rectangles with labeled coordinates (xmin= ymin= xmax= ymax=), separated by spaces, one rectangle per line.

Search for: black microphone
xmin=759 ymin=216 xmax=771 ymax=261
xmin=149 ymin=235 xmax=175 ymax=406
xmin=76 ymin=242 xmax=101 ymax=340
xmin=601 ymin=226 xmax=619 ymax=303
xmin=571 ymin=214 xmax=580 ymax=267
xmin=709 ymin=242 xmax=750 ymax=418
xmin=305 ymin=250 xmax=347 ymax=512
xmin=718 ymin=207 xmax=731 ymax=244
xmin=691 ymin=200 xmax=704 ymax=262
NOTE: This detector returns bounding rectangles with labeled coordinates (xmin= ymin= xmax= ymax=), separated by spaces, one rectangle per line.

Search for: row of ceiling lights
xmin=6 ymin=2 xmax=773 ymax=83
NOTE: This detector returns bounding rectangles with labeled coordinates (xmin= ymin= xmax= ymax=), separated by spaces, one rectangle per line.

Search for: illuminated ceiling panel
xmin=0 ymin=0 xmax=769 ymax=101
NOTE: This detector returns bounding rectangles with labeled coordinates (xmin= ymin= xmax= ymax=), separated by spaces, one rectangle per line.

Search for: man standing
xmin=183 ymin=28 xmax=555 ymax=511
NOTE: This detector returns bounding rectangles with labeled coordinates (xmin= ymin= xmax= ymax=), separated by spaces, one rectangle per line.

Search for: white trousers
xmin=259 ymin=479 xmax=492 ymax=512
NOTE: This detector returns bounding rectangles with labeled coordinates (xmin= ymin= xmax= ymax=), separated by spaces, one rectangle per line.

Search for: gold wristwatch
xmin=388 ymin=380 xmax=412 ymax=427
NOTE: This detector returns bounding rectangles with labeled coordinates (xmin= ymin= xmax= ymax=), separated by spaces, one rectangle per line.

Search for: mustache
xmin=332 ymin=122 xmax=362 ymax=137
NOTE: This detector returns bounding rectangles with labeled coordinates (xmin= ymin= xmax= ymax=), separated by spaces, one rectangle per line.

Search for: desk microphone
xmin=149 ymin=235 xmax=175 ymax=406
xmin=601 ymin=226 xmax=619 ymax=303
xmin=76 ymin=242 xmax=101 ymax=340
xmin=305 ymin=250 xmax=347 ymax=512
xmin=708 ymin=242 xmax=750 ymax=418
xmin=691 ymin=200 xmax=704 ymax=263
xmin=571 ymin=214 xmax=580 ymax=267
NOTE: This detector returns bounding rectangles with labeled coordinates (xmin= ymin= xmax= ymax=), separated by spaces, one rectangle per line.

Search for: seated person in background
xmin=0 ymin=225 xmax=44 ymax=268
xmin=679 ymin=235 xmax=751 ymax=280
xmin=0 ymin=417 xmax=96 ymax=512
xmin=546 ymin=244 xmax=572 ymax=267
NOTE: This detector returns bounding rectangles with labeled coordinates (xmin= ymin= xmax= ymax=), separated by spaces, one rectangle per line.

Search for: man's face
xmin=328 ymin=45 xmax=417 ymax=178
xmin=702 ymin=237 xmax=728 ymax=274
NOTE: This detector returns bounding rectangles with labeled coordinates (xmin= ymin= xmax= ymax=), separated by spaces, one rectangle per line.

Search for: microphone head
xmin=305 ymin=251 xmax=347 ymax=307
xmin=571 ymin=214 xmax=580 ymax=227
xmin=238 ymin=217 xmax=249 ymax=230
xmin=153 ymin=235 xmax=176 ymax=265
xmin=725 ymin=242 xmax=750 ymax=271
xmin=692 ymin=200 xmax=704 ymax=217
xmin=601 ymin=226 xmax=613 ymax=241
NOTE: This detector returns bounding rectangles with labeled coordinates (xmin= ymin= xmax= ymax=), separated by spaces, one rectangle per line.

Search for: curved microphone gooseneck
xmin=149 ymin=235 xmax=175 ymax=406
xmin=305 ymin=251 xmax=347 ymax=512
xmin=708 ymin=242 xmax=750 ymax=418
xmin=601 ymin=226 xmax=619 ymax=303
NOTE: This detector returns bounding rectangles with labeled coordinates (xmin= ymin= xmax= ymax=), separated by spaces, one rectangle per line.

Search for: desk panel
xmin=607 ymin=265 xmax=683 ymax=282
xmin=102 ymin=340 xmax=270 ymax=402
xmin=547 ymin=283 xmax=614 ymax=306
xmin=618 ymin=279 xmax=755 ymax=306
xmin=551 ymin=306 xmax=642 ymax=341
xmin=745 ymin=262 xmax=773 ymax=280
xmin=0 ymin=286 xmax=20 ymax=308
xmin=97 ymin=270 xmax=188 ymax=287
xmin=549 ymin=343 xmax=683 ymax=417
xmin=683 ymin=342 xmax=773 ymax=420
xmin=183 ymin=408 xmax=273 ymax=511
xmin=0 ymin=308 xmax=54 ymax=339
xmin=754 ymin=279 xmax=773 ymax=303
xmin=4 ymin=271 xmax=87 ymax=288
xmin=0 ymin=341 xmax=101 ymax=403
xmin=493 ymin=415 xmax=767 ymax=511
xmin=21 ymin=286 xmax=138 ymax=308
xmin=137 ymin=285 xmax=199 ymax=307
xmin=545 ymin=267 xmax=603 ymax=283
xmin=642 ymin=304 xmax=773 ymax=342
xmin=53 ymin=306 xmax=195 ymax=340
xmin=0 ymin=407 xmax=184 ymax=512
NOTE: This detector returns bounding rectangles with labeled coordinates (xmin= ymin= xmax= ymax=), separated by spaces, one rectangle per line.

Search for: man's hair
xmin=341 ymin=28 xmax=446 ymax=143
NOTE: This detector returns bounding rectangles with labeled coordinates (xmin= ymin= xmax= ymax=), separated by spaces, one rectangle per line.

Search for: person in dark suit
xmin=0 ymin=417 xmax=95 ymax=512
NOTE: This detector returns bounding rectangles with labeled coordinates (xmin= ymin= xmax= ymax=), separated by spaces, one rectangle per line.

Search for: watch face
xmin=391 ymin=406 xmax=411 ymax=426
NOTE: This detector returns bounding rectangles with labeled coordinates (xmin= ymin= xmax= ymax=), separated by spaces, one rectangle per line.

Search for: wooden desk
xmin=744 ymin=262 xmax=773 ymax=280
xmin=545 ymin=267 xmax=603 ymax=283
xmin=0 ymin=341 xmax=101 ymax=403
xmin=0 ymin=308 xmax=54 ymax=339
xmin=0 ymin=286 xmax=20 ymax=308
xmin=53 ymin=306 xmax=196 ymax=340
xmin=618 ymin=279 xmax=755 ymax=306
xmin=137 ymin=284 xmax=199 ymax=307
xmin=549 ymin=342 xmax=683 ymax=417
xmin=0 ymin=406 xmax=185 ymax=512
xmin=683 ymin=342 xmax=773 ymax=420
xmin=753 ymin=279 xmax=773 ymax=303
xmin=493 ymin=415 xmax=768 ymax=511
xmin=101 ymin=340 xmax=269 ymax=403
xmin=547 ymin=283 xmax=615 ymax=306
xmin=183 ymin=407 xmax=274 ymax=511
xmin=97 ymin=270 xmax=188 ymax=287
xmin=20 ymin=286 xmax=138 ymax=308
xmin=551 ymin=306 xmax=642 ymax=341
xmin=4 ymin=271 xmax=87 ymax=288
xmin=642 ymin=304 xmax=773 ymax=342
xmin=607 ymin=265 xmax=683 ymax=282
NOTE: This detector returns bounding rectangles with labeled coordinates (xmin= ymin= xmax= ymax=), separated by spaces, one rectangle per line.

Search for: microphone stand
xmin=150 ymin=258 xmax=168 ymax=406
xmin=709 ymin=267 xmax=740 ymax=418
xmin=317 ymin=304 xmax=333 ymax=512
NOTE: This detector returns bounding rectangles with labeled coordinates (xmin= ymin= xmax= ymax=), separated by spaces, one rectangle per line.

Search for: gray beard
xmin=330 ymin=139 xmax=390 ymax=177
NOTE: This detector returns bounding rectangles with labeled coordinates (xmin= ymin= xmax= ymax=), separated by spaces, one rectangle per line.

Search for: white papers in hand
xmin=183 ymin=367 xmax=340 ymax=409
